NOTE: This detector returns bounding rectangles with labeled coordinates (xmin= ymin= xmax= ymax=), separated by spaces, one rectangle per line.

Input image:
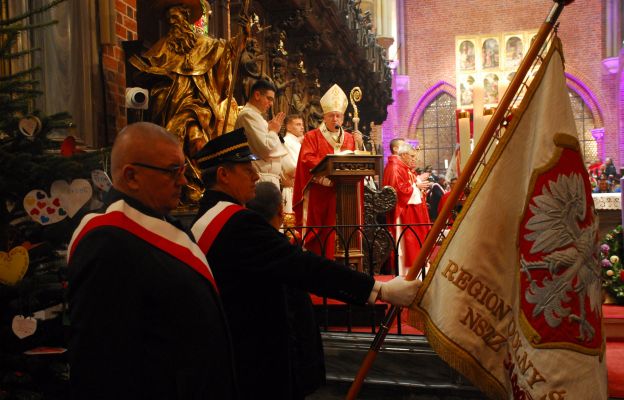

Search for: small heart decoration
xmin=12 ymin=315 xmax=37 ymax=339
xmin=0 ymin=246 xmax=29 ymax=286
xmin=23 ymin=190 xmax=68 ymax=225
xmin=91 ymin=170 xmax=112 ymax=192
xmin=50 ymin=180 xmax=93 ymax=218
xmin=18 ymin=116 xmax=41 ymax=138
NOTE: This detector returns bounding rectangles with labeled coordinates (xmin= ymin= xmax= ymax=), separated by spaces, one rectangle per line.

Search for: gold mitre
xmin=320 ymin=84 xmax=348 ymax=114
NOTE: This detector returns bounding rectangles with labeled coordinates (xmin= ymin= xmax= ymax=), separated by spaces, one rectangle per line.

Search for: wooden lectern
xmin=310 ymin=154 xmax=382 ymax=270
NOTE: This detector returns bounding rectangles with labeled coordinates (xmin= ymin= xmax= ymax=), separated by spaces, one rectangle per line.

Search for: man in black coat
xmin=68 ymin=122 xmax=237 ymax=399
xmin=246 ymin=182 xmax=326 ymax=399
xmin=190 ymin=128 xmax=421 ymax=400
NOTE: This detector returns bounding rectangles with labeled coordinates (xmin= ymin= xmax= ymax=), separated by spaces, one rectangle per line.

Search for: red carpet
xmin=311 ymin=278 xmax=624 ymax=397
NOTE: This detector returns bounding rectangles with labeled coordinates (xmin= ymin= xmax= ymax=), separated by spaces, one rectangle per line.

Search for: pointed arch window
xmin=568 ymin=90 xmax=597 ymax=163
xmin=408 ymin=93 xmax=457 ymax=174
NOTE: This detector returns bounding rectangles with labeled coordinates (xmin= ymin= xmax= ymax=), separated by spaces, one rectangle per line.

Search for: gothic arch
xmin=565 ymin=72 xmax=604 ymax=127
xmin=407 ymin=81 xmax=456 ymax=133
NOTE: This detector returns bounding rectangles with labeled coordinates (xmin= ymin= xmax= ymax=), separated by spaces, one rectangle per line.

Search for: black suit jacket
xmin=68 ymin=190 xmax=237 ymax=399
xmin=194 ymin=190 xmax=375 ymax=399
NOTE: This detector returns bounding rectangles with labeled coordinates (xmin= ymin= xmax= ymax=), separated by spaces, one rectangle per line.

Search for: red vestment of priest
xmin=382 ymin=155 xmax=430 ymax=275
xmin=293 ymin=127 xmax=355 ymax=259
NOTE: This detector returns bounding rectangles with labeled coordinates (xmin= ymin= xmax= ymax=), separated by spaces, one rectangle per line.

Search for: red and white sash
xmin=68 ymin=200 xmax=219 ymax=292
xmin=191 ymin=201 xmax=245 ymax=253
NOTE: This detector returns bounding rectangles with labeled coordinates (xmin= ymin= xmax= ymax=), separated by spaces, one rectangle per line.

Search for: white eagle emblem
xmin=520 ymin=173 xmax=601 ymax=342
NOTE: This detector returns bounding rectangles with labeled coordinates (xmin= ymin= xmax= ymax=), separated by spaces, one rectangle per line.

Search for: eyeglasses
xmin=131 ymin=161 xmax=187 ymax=180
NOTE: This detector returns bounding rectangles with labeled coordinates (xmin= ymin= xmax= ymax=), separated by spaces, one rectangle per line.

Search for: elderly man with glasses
xmin=67 ymin=122 xmax=237 ymax=399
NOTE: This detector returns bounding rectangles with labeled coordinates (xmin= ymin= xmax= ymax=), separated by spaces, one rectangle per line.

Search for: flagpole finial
xmin=556 ymin=0 xmax=574 ymax=5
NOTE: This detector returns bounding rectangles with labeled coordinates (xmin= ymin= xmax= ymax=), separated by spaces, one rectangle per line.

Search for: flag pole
xmin=346 ymin=1 xmax=574 ymax=398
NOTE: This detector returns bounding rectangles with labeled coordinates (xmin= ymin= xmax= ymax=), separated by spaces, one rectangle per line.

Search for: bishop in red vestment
xmin=293 ymin=84 xmax=363 ymax=259
xmin=383 ymin=144 xmax=430 ymax=275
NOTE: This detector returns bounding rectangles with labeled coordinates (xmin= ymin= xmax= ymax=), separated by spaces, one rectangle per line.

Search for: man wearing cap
xmin=191 ymin=128 xmax=421 ymax=400
xmin=292 ymin=84 xmax=364 ymax=259
xmin=235 ymin=79 xmax=287 ymax=187
xmin=68 ymin=122 xmax=237 ymax=399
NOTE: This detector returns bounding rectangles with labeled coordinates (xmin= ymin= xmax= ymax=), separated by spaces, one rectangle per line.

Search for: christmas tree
xmin=1 ymin=1 xmax=106 ymax=397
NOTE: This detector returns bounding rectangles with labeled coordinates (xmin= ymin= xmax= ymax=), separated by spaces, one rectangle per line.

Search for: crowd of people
xmin=67 ymin=78 xmax=493 ymax=399
xmin=588 ymin=157 xmax=621 ymax=193
xmin=67 ymin=82 xmax=422 ymax=400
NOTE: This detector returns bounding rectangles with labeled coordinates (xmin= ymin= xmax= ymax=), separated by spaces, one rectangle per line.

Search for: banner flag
xmin=414 ymin=38 xmax=607 ymax=400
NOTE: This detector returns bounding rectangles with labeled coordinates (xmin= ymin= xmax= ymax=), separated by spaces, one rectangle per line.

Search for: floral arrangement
xmin=600 ymin=225 xmax=624 ymax=304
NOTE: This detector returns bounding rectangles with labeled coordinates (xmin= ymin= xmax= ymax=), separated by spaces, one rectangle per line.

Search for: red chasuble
xmin=382 ymin=155 xmax=430 ymax=275
xmin=292 ymin=127 xmax=355 ymax=259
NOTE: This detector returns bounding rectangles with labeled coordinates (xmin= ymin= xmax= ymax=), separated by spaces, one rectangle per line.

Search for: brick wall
xmin=388 ymin=0 xmax=620 ymax=167
xmin=102 ymin=0 xmax=137 ymax=143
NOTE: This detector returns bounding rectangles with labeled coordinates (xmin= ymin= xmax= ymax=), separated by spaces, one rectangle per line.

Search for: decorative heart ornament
xmin=91 ymin=170 xmax=112 ymax=192
xmin=18 ymin=116 xmax=42 ymax=137
xmin=23 ymin=190 xmax=68 ymax=225
xmin=0 ymin=246 xmax=29 ymax=285
xmin=12 ymin=315 xmax=37 ymax=339
xmin=50 ymin=179 xmax=93 ymax=217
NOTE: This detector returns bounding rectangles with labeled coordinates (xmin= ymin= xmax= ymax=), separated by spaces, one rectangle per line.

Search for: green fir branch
xmin=0 ymin=0 xmax=66 ymax=26
xmin=4 ymin=47 xmax=41 ymax=59
xmin=5 ymin=88 xmax=43 ymax=96
xmin=0 ymin=30 xmax=19 ymax=55
xmin=44 ymin=112 xmax=73 ymax=129
xmin=0 ymin=98 xmax=31 ymax=112
xmin=0 ymin=67 xmax=41 ymax=81
xmin=0 ymin=79 xmax=39 ymax=92
xmin=3 ymin=92 xmax=42 ymax=106
xmin=600 ymin=225 xmax=624 ymax=304
xmin=0 ymin=99 xmax=29 ymax=112
xmin=0 ymin=20 xmax=58 ymax=33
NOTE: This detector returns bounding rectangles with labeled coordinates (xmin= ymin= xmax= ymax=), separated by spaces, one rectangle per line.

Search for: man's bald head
xmin=111 ymin=122 xmax=180 ymax=184
xmin=110 ymin=122 xmax=187 ymax=216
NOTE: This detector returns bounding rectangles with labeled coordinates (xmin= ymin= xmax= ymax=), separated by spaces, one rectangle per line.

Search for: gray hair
xmin=246 ymin=182 xmax=282 ymax=222
xmin=397 ymin=143 xmax=413 ymax=155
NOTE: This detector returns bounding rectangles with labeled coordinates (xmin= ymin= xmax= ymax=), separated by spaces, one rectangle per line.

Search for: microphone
xmin=335 ymin=124 xmax=342 ymax=142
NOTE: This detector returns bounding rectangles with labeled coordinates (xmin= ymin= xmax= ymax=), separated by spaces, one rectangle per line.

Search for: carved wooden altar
xmin=311 ymin=154 xmax=382 ymax=270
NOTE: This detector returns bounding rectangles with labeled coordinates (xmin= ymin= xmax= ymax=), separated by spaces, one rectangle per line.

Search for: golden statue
xmin=130 ymin=3 xmax=241 ymax=158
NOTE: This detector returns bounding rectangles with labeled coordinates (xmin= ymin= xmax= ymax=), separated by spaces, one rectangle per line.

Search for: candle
xmin=458 ymin=114 xmax=471 ymax=170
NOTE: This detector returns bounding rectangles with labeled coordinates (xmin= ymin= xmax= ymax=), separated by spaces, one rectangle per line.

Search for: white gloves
xmin=378 ymin=276 xmax=422 ymax=307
